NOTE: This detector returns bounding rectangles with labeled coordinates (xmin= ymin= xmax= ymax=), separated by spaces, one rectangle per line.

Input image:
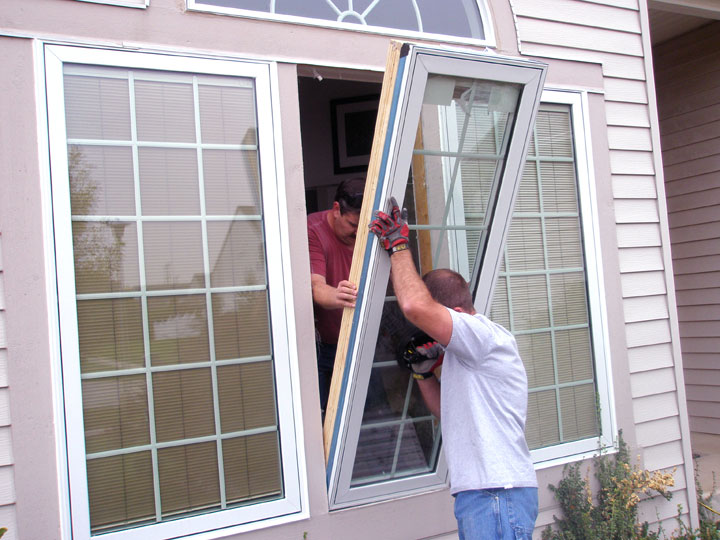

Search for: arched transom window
xmin=188 ymin=0 xmax=490 ymax=43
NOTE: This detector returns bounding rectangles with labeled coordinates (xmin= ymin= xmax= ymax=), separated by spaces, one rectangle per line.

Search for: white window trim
xmin=75 ymin=0 xmax=149 ymax=8
xmin=41 ymin=43 xmax=308 ymax=540
xmin=186 ymin=0 xmax=497 ymax=49
xmin=527 ymin=89 xmax=617 ymax=468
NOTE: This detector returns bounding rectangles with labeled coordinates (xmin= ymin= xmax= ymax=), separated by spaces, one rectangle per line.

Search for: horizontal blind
xmin=490 ymin=105 xmax=599 ymax=449
xmin=64 ymin=65 xmax=282 ymax=533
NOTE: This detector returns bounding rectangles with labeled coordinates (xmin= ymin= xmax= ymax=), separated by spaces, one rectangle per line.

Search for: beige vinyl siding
xmin=0 ymin=237 xmax=17 ymax=540
xmin=656 ymin=20 xmax=720 ymax=436
xmin=511 ymin=0 xmax=693 ymax=529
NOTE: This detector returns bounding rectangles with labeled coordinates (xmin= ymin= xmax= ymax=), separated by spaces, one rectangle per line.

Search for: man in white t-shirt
xmin=370 ymin=197 xmax=538 ymax=540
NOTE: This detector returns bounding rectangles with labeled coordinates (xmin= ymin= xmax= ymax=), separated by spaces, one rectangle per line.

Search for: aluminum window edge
xmin=35 ymin=39 xmax=75 ymax=540
xmin=327 ymin=49 xmax=416 ymax=506
xmin=44 ymin=43 xmax=94 ymax=539
xmin=472 ymin=66 xmax=548 ymax=314
xmin=266 ymin=60 xmax=310 ymax=520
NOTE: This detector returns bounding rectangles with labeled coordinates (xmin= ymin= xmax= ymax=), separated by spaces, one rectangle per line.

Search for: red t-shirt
xmin=307 ymin=209 xmax=354 ymax=344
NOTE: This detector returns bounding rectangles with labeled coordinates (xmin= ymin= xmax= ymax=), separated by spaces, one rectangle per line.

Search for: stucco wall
xmin=655 ymin=20 xmax=720 ymax=436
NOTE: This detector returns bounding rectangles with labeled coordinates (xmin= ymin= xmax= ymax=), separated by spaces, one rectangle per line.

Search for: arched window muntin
xmin=187 ymin=0 xmax=497 ymax=48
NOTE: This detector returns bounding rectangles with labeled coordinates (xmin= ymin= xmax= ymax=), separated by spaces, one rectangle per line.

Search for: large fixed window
xmin=188 ymin=0 xmax=493 ymax=45
xmin=491 ymin=91 xmax=614 ymax=465
xmin=45 ymin=45 xmax=303 ymax=539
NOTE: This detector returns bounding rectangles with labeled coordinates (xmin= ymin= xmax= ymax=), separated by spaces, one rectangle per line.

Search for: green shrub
xmin=542 ymin=431 xmax=674 ymax=540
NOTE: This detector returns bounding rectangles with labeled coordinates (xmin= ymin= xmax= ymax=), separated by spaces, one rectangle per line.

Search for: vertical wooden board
xmin=323 ymin=41 xmax=406 ymax=461
xmin=411 ymin=124 xmax=433 ymax=276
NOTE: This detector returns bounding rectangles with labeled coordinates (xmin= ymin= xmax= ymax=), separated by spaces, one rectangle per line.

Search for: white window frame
xmin=186 ymin=0 xmax=497 ymax=48
xmin=325 ymin=43 xmax=547 ymax=509
xmin=527 ymin=89 xmax=616 ymax=468
xmin=43 ymin=44 xmax=307 ymax=540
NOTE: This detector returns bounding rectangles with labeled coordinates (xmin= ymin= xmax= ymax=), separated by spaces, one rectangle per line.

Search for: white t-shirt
xmin=441 ymin=308 xmax=537 ymax=494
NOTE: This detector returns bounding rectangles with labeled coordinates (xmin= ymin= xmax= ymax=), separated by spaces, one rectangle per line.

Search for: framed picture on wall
xmin=331 ymin=94 xmax=380 ymax=174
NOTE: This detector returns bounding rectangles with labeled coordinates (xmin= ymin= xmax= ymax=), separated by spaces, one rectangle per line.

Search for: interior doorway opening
xmin=297 ymin=68 xmax=382 ymax=214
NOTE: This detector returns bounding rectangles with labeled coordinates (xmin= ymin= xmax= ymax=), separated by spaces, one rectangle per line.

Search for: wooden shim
xmin=411 ymin=123 xmax=433 ymax=275
xmin=323 ymin=40 xmax=406 ymax=462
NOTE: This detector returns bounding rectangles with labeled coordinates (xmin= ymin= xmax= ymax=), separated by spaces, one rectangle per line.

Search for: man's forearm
xmin=417 ymin=376 xmax=441 ymax=418
xmin=389 ymin=250 xmax=432 ymax=316
xmin=389 ymin=251 xmax=452 ymax=345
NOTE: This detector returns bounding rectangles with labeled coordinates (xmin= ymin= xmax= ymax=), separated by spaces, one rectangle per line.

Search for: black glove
xmin=400 ymin=332 xmax=444 ymax=380
xmin=369 ymin=196 xmax=410 ymax=255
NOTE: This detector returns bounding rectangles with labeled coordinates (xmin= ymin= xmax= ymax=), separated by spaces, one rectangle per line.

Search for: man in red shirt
xmin=307 ymin=177 xmax=365 ymax=414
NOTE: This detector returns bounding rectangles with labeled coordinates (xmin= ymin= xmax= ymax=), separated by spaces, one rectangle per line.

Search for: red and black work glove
xmin=411 ymin=341 xmax=444 ymax=380
xmin=369 ymin=196 xmax=410 ymax=255
xmin=401 ymin=332 xmax=445 ymax=380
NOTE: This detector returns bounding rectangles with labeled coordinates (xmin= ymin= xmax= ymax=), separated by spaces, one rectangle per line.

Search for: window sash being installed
xmin=324 ymin=42 xmax=547 ymax=509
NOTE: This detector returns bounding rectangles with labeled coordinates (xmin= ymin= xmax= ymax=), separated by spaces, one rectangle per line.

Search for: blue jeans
xmin=454 ymin=487 xmax=538 ymax=540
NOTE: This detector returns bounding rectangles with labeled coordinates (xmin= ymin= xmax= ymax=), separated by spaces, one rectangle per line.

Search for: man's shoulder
xmin=308 ymin=209 xmax=329 ymax=226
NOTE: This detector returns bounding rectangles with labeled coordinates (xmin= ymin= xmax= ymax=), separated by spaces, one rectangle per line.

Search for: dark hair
xmin=422 ymin=269 xmax=474 ymax=312
xmin=334 ymin=177 xmax=366 ymax=215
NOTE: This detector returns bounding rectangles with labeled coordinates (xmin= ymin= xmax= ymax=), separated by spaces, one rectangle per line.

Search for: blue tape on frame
xmin=326 ymin=52 xmax=408 ymax=487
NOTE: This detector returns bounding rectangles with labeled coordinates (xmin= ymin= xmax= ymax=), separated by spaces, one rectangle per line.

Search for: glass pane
xmin=526 ymin=390 xmax=559 ymax=449
xmin=78 ymin=298 xmax=144 ymax=372
xmin=69 ymin=145 xmax=135 ymax=216
xmin=139 ymin=148 xmax=200 ymax=216
xmin=64 ymin=72 xmax=131 ymax=140
xmin=217 ymin=361 xmax=277 ymax=433
xmin=349 ymin=75 xmax=522 ymax=487
xmin=153 ymin=368 xmax=215 ymax=443
xmin=148 ymin=294 xmax=210 ymax=366
xmin=199 ymin=81 xmax=257 ymax=145
xmin=556 ymin=328 xmax=593 ymax=384
xmin=207 ymin=220 xmax=266 ymax=288
xmin=204 ymin=149 xmax=261 ymax=216
xmin=158 ymin=442 xmax=221 ymax=516
xmin=516 ymin=332 xmax=554 ymax=388
xmin=73 ymin=222 xmax=140 ymax=294
xmin=212 ymin=291 xmax=271 ymax=360
xmin=223 ymin=432 xmax=282 ymax=504
xmin=559 ymin=384 xmax=599 ymax=442
xmin=83 ymin=375 xmax=150 ymax=453
xmin=135 ymin=78 xmax=196 ymax=143
xmin=87 ymin=452 xmax=155 ymax=533
xmin=143 ymin=222 xmax=205 ymax=291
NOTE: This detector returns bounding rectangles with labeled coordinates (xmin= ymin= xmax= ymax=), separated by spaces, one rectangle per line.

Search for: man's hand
xmin=400 ymin=333 xmax=444 ymax=380
xmin=310 ymin=274 xmax=357 ymax=309
xmin=411 ymin=340 xmax=444 ymax=379
xmin=334 ymin=279 xmax=358 ymax=308
xmin=369 ymin=196 xmax=410 ymax=255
